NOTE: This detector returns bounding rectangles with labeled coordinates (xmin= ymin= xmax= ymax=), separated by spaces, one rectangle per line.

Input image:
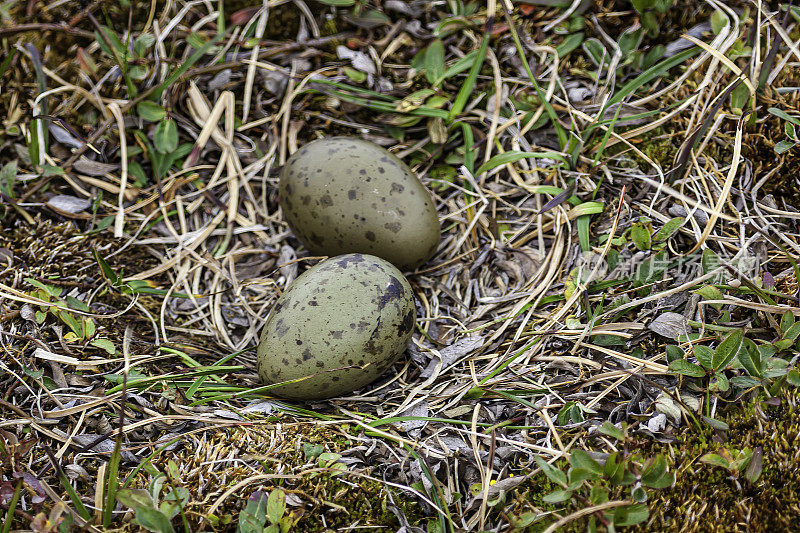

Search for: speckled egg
xmin=279 ymin=137 xmax=440 ymax=271
xmin=257 ymin=253 xmax=416 ymax=400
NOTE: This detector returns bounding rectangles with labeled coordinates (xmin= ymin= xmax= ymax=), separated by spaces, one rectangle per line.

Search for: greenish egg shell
xmin=279 ymin=137 xmax=440 ymax=271
xmin=257 ymin=253 xmax=416 ymax=400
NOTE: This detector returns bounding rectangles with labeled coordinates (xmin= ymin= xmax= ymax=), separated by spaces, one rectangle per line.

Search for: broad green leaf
xmin=711 ymin=10 xmax=727 ymax=34
xmin=729 ymin=82 xmax=750 ymax=112
xmin=603 ymin=452 xmax=626 ymax=484
xmin=711 ymin=373 xmax=729 ymax=392
xmin=702 ymin=416 xmax=729 ymax=430
xmin=641 ymin=455 xmax=667 ymax=486
xmin=713 ymin=329 xmax=743 ymax=371
xmin=567 ymin=467 xmax=592 ymax=489
xmin=699 ymin=453 xmax=730 ymax=470
xmin=631 ymin=484 xmax=648 ymax=502
xmin=701 ymin=248 xmax=721 ymax=274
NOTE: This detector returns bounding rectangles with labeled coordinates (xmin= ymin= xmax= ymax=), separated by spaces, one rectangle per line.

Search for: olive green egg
xmin=257 ymin=253 xmax=416 ymax=400
xmin=279 ymin=137 xmax=440 ymax=271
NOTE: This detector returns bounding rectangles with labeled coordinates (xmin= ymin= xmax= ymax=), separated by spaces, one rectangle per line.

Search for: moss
xmin=127 ymin=420 xmax=427 ymax=531
xmin=640 ymin=389 xmax=800 ymax=531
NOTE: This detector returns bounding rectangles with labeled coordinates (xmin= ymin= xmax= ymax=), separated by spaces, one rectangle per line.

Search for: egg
xmin=279 ymin=137 xmax=440 ymax=271
xmin=257 ymin=253 xmax=416 ymax=400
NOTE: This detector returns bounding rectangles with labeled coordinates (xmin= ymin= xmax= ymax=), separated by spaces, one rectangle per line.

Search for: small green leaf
xmin=775 ymin=139 xmax=797 ymax=154
xmin=0 ymin=160 xmax=17 ymax=198
xmin=138 ymin=101 xmax=166 ymax=122
xmin=618 ymin=25 xmax=643 ymax=57
xmin=711 ymin=10 xmax=727 ymax=34
xmin=737 ymin=344 xmax=762 ymax=378
xmin=91 ymin=338 xmax=116 ymax=355
xmin=700 ymin=452 xmax=730 ymax=470
xmin=542 ymin=490 xmax=572 ymax=503
xmin=535 ymin=456 xmax=567 ymax=487
xmin=582 ymin=38 xmax=606 ymax=66
xmin=569 ymin=449 xmax=604 ymax=475
xmin=783 ymin=322 xmax=800 ymax=342
xmin=631 ymin=484 xmax=648 ymax=502
xmin=134 ymin=33 xmax=155 ymax=58
xmin=665 ymin=345 xmax=684 ymax=363
xmin=694 ymin=345 xmax=714 ymax=369
xmin=599 ymin=421 xmax=625 ymax=440
xmin=603 ymin=452 xmax=626 ymax=484
xmin=668 ymin=359 xmax=706 ymax=377
xmin=630 ymin=222 xmax=651 ymax=251
xmin=702 ymin=416 xmax=729 ymax=430
xmin=154 ymin=118 xmax=178 ymax=154
xmin=613 ymin=503 xmax=649 ymax=526
xmin=94 ymin=26 xmax=126 ymax=59
xmin=713 ymin=329 xmax=743 ymax=371
xmin=780 ymin=311 xmax=795 ymax=334
xmin=303 ymin=443 xmax=325 ymax=461
xmin=424 ymin=40 xmax=445 ymax=85
xmin=135 ymin=507 xmax=175 ymax=533
xmin=743 ymin=447 xmax=763 ymax=483
xmin=768 ymin=107 xmax=800 ymax=126
xmin=116 ymin=488 xmax=155 ymax=510
xmin=342 ymin=66 xmax=367 ymax=83
xmin=729 ymin=81 xmax=750 ymax=113
xmin=701 ymin=248 xmax=721 ymax=274
xmin=653 ymin=217 xmax=684 ymax=242
xmin=266 ymin=489 xmax=285 ymax=525
xmin=556 ymin=32 xmax=584 ymax=57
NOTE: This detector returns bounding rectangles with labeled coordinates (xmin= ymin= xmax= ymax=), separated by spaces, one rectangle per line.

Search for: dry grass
xmin=2 ymin=0 xmax=800 ymax=531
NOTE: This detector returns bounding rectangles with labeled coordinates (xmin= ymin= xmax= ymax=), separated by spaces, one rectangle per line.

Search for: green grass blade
xmin=152 ymin=35 xmax=222 ymax=100
xmin=447 ymin=24 xmax=489 ymax=123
